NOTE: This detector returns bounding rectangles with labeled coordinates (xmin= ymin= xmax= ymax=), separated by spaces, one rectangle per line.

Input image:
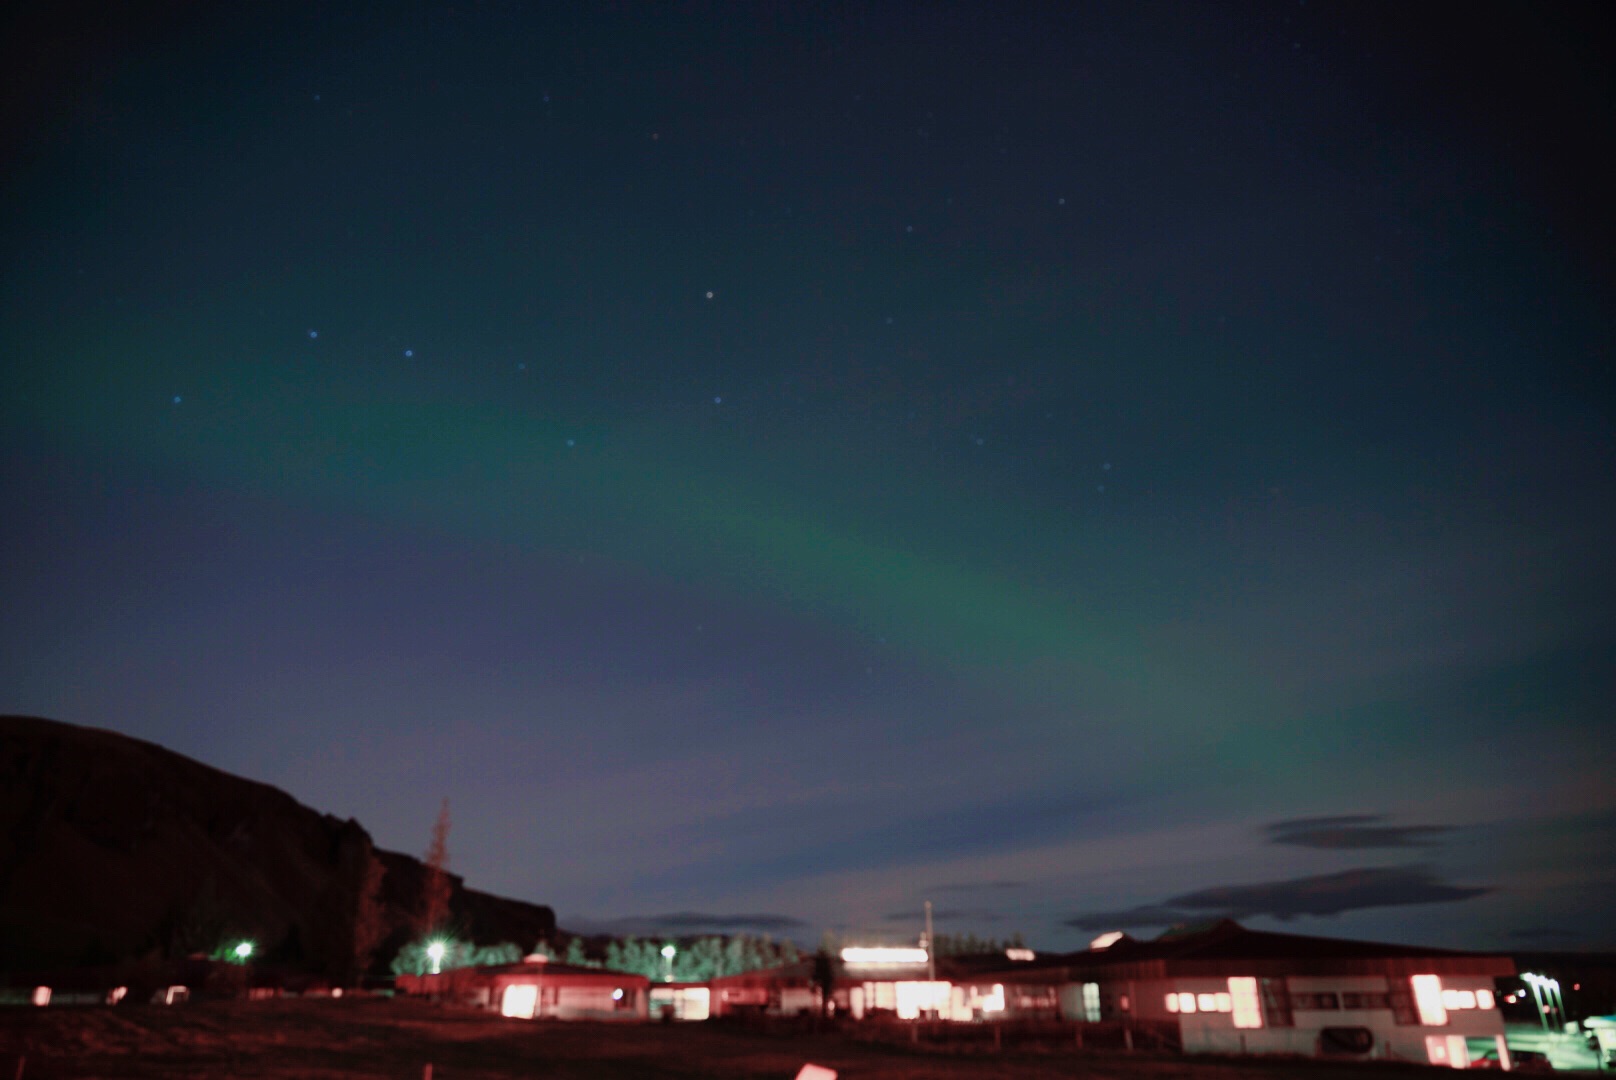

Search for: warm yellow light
xmin=1004 ymin=948 xmax=1035 ymax=962
xmin=840 ymin=946 xmax=928 ymax=965
xmin=1089 ymin=931 xmax=1124 ymax=950
xmin=1228 ymin=977 xmax=1263 ymax=1029
xmin=502 ymin=983 xmax=538 ymax=1019
xmin=1178 ymin=992 xmax=1197 ymax=1014
xmin=1412 ymin=974 xmax=1447 ymax=1026
xmin=893 ymin=981 xmax=951 ymax=1019
xmin=1166 ymin=993 xmax=1179 ymax=1013
xmin=980 ymin=984 xmax=1005 ymax=1013
xmin=1476 ymin=989 xmax=1495 ymax=1010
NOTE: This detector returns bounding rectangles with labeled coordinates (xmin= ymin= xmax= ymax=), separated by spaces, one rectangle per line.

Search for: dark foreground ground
xmin=1 ymin=998 xmax=1459 ymax=1079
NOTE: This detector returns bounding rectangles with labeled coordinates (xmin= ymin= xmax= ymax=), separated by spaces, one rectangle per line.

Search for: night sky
xmin=3 ymin=1 xmax=1612 ymax=953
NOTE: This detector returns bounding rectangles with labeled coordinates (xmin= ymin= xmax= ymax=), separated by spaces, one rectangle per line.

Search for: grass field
xmin=1 ymin=998 xmax=1461 ymax=1079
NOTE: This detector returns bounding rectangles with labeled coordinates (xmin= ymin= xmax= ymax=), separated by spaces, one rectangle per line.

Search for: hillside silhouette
xmin=0 ymin=715 xmax=553 ymax=975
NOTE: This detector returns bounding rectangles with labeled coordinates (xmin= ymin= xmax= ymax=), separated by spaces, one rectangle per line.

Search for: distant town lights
xmin=840 ymin=947 xmax=928 ymax=965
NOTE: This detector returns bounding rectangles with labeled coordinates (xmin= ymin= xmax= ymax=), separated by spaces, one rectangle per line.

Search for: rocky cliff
xmin=0 ymin=715 xmax=554 ymax=975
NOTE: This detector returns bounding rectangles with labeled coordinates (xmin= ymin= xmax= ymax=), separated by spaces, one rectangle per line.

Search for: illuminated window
xmin=1476 ymin=989 xmax=1495 ymax=1010
xmin=501 ymin=984 xmax=538 ymax=1019
xmin=1166 ymin=994 xmax=1179 ymax=1013
xmin=1215 ymin=992 xmax=1232 ymax=1013
xmin=1441 ymin=989 xmax=1477 ymax=1010
xmin=1411 ymin=975 xmax=1447 ymax=1026
xmin=894 ymin=981 xmax=951 ymax=1020
xmin=1177 ymin=992 xmax=1197 ymax=1014
xmin=1082 ymin=982 xmax=1101 ymax=1022
xmin=1425 ymin=1034 xmax=1470 ymax=1067
xmin=1228 ymin=977 xmax=1263 ymax=1029
xmin=1090 ymin=931 xmax=1124 ymax=950
xmin=980 ymin=984 xmax=1006 ymax=1013
xmin=1197 ymin=993 xmax=1218 ymax=1012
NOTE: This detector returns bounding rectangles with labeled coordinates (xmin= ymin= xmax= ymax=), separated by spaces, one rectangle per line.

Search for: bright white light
xmin=502 ymin=984 xmax=538 ymax=1019
xmin=1476 ymin=989 xmax=1495 ymax=1010
xmin=31 ymin=987 xmax=50 ymax=1007
xmin=1178 ymin=992 xmax=1197 ymax=1014
xmin=894 ymin=981 xmax=951 ymax=1019
xmin=1228 ymin=977 xmax=1263 ymax=1029
xmin=234 ymin=941 xmax=253 ymax=960
xmin=1412 ymin=974 xmax=1448 ymax=1026
xmin=980 ymin=984 xmax=1005 ymax=1013
xmin=841 ymin=947 xmax=928 ymax=965
xmin=1215 ymin=992 xmax=1232 ymax=1013
xmin=1197 ymin=993 xmax=1218 ymax=1012
xmin=427 ymin=941 xmax=447 ymax=975
xmin=612 ymin=987 xmax=624 ymax=1001
xmin=1166 ymin=994 xmax=1179 ymax=1013
xmin=661 ymin=944 xmax=677 ymax=959
xmin=1089 ymin=931 xmax=1124 ymax=950
xmin=1004 ymin=948 xmax=1035 ymax=962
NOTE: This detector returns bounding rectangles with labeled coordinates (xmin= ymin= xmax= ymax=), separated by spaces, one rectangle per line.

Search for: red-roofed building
xmin=397 ymin=958 xmax=649 ymax=1020
xmin=994 ymin=920 xmax=1514 ymax=1067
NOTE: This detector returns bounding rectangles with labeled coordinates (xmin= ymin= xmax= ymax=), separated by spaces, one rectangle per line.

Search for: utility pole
xmin=924 ymin=900 xmax=935 ymax=983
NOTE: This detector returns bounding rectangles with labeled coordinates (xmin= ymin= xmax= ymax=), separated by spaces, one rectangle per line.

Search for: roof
xmin=997 ymin=920 xmax=1516 ymax=982
xmin=465 ymin=960 xmax=651 ymax=983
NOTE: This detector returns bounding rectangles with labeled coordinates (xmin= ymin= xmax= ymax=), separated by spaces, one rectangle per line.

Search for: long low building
xmin=397 ymin=958 xmax=650 ymax=1020
xmin=994 ymin=919 xmax=1514 ymax=1068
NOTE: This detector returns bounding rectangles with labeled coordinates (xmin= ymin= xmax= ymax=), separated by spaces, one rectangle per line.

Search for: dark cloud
xmin=1509 ymin=927 xmax=1582 ymax=942
xmin=1065 ymin=866 xmax=1491 ymax=931
xmin=882 ymin=908 xmax=1004 ymax=923
xmin=566 ymin=912 xmax=808 ymax=935
xmin=930 ymin=880 xmax=1027 ymax=893
xmin=1266 ymin=815 xmax=1455 ymax=850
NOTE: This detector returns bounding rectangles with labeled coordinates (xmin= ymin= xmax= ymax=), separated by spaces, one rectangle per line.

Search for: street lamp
xmin=427 ymin=940 xmax=447 ymax=975
xmin=232 ymin=941 xmax=254 ymax=962
xmin=661 ymin=944 xmax=676 ymax=982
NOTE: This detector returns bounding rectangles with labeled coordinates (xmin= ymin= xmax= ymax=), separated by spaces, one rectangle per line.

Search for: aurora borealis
xmin=3 ymin=1 xmax=1611 ymax=950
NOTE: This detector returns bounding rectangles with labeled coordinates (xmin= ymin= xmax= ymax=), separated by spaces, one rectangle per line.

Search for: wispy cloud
xmin=1266 ymin=815 xmax=1455 ymax=850
xmin=1066 ymin=866 xmax=1492 ymax=931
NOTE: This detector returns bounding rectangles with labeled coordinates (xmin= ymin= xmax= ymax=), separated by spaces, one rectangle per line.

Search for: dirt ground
xmin=0 ymin=998 xmax=1457 ymax=1079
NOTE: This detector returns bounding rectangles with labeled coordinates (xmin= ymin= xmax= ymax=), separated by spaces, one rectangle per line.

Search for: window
xmin=1177 ymin=992 xmax=1197 ymax=1013
xmin=1341 ymin=992 xmax=1391 ymax=1010
xmin=1292 ymin=992 xmax=1341 ymax=1010
xmin=1411 ymin=975 xmax=1447 ymax=1026
xmin=1082 ymin=982 xmax=1101 ymax=1022
xmin=1441 ymin=989 xmax=1476 ymax=1011
xmin=501 ymin=984 xmax=538 ymax=1019
xmin=1259 ymin=978 xmax=1294 ymax=1028
xmin=1229 ymin=978 xmax=1264 ymax=1029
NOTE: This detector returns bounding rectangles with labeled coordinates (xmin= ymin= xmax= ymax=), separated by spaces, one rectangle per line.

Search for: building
xmin=396 ymin=957 xmax=649 ymax=1020
xmin=700 ymin=948 xmax=1055 ymax=1022
xmin=995 ymin=920 xmax=1514 ymax=1067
